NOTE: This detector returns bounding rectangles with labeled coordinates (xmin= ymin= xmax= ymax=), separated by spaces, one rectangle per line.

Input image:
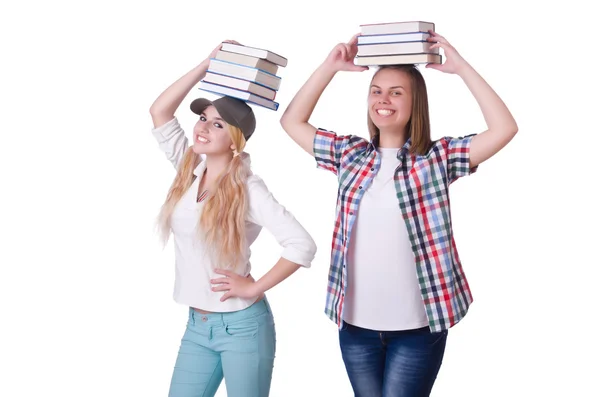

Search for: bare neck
xmin=377 ymin=126 xmax=408 ymax=148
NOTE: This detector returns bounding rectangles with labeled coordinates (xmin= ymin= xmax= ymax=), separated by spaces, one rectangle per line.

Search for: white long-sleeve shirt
xmin=152 ymin=117 xmax=317 ymax=312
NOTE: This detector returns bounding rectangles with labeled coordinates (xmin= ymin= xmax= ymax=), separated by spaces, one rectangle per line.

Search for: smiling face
xmin=367 ymin=67 xmax=413 ymax=135
xmin=192 ymin=105 xmax=235 ymax=155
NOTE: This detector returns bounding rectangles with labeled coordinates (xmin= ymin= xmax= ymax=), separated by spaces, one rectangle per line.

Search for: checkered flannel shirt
xmin=313 ymin=128 xmax=478 ymax=332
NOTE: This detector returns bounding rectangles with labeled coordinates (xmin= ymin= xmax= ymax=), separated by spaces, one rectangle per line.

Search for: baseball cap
xmin=190 ymin=96 xmax=256 ymax=141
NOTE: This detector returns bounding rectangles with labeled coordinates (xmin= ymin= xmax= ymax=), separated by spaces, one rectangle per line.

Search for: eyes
xmin=371 ymin=89 xmax=402 ymax=96
xmin=199 ymin=115 xmax=223 ymax=129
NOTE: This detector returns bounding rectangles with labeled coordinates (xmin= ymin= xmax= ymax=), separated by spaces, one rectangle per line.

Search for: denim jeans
xmin=339 ymin=321 xmax=447 ymax=397
xmin=168 ymin=298 xmax=276 ymax=397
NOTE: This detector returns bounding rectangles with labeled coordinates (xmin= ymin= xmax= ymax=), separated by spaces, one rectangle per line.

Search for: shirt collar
xmin=368 ymin=134 xmax=412 ymax=155
xmin=193 ymin=158 xmax=207 ymax=177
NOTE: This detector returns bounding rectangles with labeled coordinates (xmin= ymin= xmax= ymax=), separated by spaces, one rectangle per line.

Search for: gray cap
xmin=190 ymin=96 xmax=256 ymax=141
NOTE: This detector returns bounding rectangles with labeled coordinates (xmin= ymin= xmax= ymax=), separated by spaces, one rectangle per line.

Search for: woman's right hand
xmin=322 ymin=33 xmax=369 ymax=73
xmin=202 ymin=40 xmax=242 ymax=66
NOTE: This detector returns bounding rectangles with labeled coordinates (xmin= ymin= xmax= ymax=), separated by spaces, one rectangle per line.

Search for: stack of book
xmin=198 ymin=43 xmax=287 ymax=111
xmin=354 ymin=21 xmax=442 ymax=66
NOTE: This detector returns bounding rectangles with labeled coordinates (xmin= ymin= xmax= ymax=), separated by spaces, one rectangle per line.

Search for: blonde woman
xmin=149 ymin=41 xmax=317 ymax=397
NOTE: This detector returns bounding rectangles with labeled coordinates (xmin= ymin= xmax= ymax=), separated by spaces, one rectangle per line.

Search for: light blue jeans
xmin=168 ymin=298 xmax=276 ymax=397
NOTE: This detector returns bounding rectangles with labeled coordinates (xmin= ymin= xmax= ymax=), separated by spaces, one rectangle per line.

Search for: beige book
xmin=207 ymin=59 xmax=281 ymax=91
xmin=360 ymin=21 xmax=435 ymax=36
xmin=203 ymin=72 xmax=276 ymax=100
xmin=214 ymin=50 xmax=279 ymax=75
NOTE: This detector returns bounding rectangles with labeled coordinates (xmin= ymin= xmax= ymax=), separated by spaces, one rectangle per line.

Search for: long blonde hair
xmin=367 ymin=64 xmax=432 ymax=155
xmin=157 ymin=125 xmax=251 ymax=270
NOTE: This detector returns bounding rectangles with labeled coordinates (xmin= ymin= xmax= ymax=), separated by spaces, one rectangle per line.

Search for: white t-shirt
xmin=344 ymin=147 xmax=429 ymax=331
xmin=152 ymin=117 xmax=317 ymax=312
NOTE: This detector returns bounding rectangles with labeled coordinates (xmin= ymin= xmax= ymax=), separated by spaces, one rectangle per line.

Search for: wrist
xmin=251 ymin=279 xmax=265 ymax=296
xmin=199 ymin=58 xmax=210 ymax=70
xmin=455 ymin=60 xmax=475 ymax=79
xmin=318 ymin=61 xmax=339 ymax=77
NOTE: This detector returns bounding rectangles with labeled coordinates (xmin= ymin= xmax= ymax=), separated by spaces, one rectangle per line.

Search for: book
xmin=360 ymin=21 xmax=435 ymax=36
xmin=214 ymin=50 xmax=279 ymax=75
xmin=357 ymin=32 xmax=431 ymax=45
xmin=198 ymin=81 xmax=279 ymax=111
xmin=203 ymin=71 xmax=277 ymax=101
xmin=207 ymin=58 xmax=281 ymax=91
xmin=357 ymin=41 xmax=439 ymax=57
xmin=220 ymin=42 xmax=288 ymax=67
xmin=355 ymin=53 xmax=441 ymax=66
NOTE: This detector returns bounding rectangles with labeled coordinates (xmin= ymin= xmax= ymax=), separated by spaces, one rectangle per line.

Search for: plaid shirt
xmin=313 ymin=128 xmax=478 ymax=332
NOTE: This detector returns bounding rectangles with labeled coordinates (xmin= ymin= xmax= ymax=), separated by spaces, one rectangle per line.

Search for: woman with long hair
xmin=150 ymin=40 xmax=317 ymax=397
xmin=279 ymin=31 xmax=518 ymax=396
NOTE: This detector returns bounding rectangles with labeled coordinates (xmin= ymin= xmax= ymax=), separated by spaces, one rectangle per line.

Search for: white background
xmin=1 ymin=0 xmax=599 ymax=396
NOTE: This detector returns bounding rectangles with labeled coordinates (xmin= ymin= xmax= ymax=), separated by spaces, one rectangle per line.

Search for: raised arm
xmin=279 ymin=34 xmax=368 ymax=156
xmin=149 ymin=40 xmax=240 ymax=128
xmin=426 ymin=31 xmax=518 ymax=168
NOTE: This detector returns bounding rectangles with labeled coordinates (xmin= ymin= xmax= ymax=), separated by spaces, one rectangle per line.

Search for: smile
xmin=376 ymin=109 xmax=395 ymax=116
xmin=196 ymin=135 xmax=210 ymax=143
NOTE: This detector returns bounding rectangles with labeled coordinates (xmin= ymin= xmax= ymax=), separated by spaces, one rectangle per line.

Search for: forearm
xmin=149 ymin=59 xmax=210 ymax=124
xmin=457 ymin=63 xmax=518 ymax=135
xmin=253 ymin=258 xmax=301 ymax=295
xmin=280 ymin=63 xmax=337 ymax=125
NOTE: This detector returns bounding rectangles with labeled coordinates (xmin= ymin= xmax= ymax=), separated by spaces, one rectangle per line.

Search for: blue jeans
xmin=168 ymin=298 xmax=276 ymax=397
xmin=339 ymin=321 xmax=447 ymax=397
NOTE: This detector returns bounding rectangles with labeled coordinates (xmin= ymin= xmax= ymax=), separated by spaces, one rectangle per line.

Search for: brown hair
xmin=367 ymin=64 xmax=432 ymax=155
xmin=157 ymin=125 xmax=250 ymax=270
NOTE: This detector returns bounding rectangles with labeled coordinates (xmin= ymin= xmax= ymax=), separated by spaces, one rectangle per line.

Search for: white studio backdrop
xmin=0 ymin=0 xmax=598 ymax=396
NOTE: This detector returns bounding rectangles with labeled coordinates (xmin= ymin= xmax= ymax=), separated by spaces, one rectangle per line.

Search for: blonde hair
xmin=367 ymin=64 xmax=432 ymax=155
xmin=157 ymin=125 xmax=251 ymax=270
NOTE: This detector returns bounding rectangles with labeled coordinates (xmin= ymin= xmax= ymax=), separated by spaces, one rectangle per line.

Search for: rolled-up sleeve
xmin=313 ymin=128 xmax=352 ymax=176
xmin=151 ymin=117 xmax=189 ymax=170
xmin=247 ymin=175 xmax=317 ymax=267
xmin=442 ymin=134 xmax=479 ymax=183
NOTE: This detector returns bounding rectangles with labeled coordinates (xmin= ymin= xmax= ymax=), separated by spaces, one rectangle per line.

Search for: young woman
xmin=149 ymin=40 xmax=317 ymax=397
xmin=279 ymin=31 xmax=518 ymax=396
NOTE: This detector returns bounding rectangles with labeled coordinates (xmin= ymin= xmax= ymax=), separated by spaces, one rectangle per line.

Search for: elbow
xmin=279 ymin=113 xmax=291 ymax=131
xmin=149 ymin=103 xmax=160 ymax=117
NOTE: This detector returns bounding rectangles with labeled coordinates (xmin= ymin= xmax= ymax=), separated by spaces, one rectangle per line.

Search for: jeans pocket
xmin=225 ymin=319 xmax=259 ymax=339
xmin=428 ymin=329 xmax=448 ymax=346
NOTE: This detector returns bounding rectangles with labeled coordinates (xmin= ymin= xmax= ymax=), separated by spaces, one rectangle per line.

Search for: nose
xmin=377 ymin=94 xmax=390 ymax=104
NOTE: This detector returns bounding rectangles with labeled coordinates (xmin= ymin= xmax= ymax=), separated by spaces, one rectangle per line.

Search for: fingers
xmin=348 ymin=64 xmax=369 ymax=72
xmin=427 ymin=30 xmax=448 ymax=44
xmin=220 ymin=292 xmax=233 ymax=302
xmin=212 ymin=284 xmax=230 ymax=292
xmin=425 ymin=62 xmax=442 ymax=70
xmin=347 ymin=32 xmax=361 ymax=45
xmin=210 ymin=277 xmax=229 ymax=284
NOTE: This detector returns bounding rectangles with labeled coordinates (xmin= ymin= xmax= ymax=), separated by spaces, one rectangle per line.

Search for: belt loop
xmin=209 ymin=326 xmax=213 ymax=340
xmin=190 ymin=308 xmax=196 ymax=325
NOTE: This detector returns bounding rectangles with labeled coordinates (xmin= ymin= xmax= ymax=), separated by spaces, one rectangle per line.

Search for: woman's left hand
xmin=210 ymin=269 xmax=260 ymax=302
xmin=425 ymin=30 xmax=470 ymax=74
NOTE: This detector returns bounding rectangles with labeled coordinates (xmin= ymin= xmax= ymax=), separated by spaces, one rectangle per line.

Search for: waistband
xmin=188 ymin=297 xmax=272 ymax=326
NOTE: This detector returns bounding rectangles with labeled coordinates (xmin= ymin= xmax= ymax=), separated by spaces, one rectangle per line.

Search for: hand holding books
xmin=322 ymin=33 xmax=369 ymax=73
xmin=424 ymin=31 xmax=469 ymax=75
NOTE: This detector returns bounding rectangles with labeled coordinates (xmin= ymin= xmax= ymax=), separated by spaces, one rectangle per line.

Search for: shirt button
xmin=349 ymin=212 xmax=354 ymax=215
xmin=370 ymin=167 xmax=375 ymax=171
xmin=359 ymin=186 xmax=363 ymax=189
